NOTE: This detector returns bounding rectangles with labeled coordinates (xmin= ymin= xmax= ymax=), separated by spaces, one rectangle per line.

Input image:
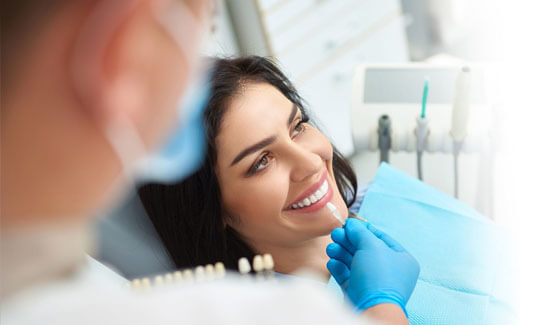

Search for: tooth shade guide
xmin=127 ymin=256 xmax=271 ymax=291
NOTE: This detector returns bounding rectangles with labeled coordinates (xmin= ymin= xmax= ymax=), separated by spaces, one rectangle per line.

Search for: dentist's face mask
xmin=105 ymin=0 xmax=212 ymax=185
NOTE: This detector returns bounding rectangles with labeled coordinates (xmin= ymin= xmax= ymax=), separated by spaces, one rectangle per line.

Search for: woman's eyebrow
xmin=230 ymin=136 xmax=276 ymax=166
xmin=230 ymin=104 xmax=298 ymax=167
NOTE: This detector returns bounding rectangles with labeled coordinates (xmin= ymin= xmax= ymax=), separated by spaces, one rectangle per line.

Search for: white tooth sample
xmin=154 ymin=275 xmax=164 ymax=286
xmin=214 ymin=262 xmax=226 ymax=279
xmin=164 ymin=273 xmax=174 ymax=284
xmin=131 ymin=278 xmax=141 ymax=289
xmin=315 ymin=190 xmax=323 ymax=198
xmin=182 ymin=269 xmax=194 ymax=282
xmin=141 ymin=277 xmax=151 ymax=289
xmin=298 ymin=202 xmax=304 ymax=208
xmin=238 ymin=257 xmax=251 ymax=274
xmin=173 ymin=271 xmax=183 ymax=282
xmin=205 ymin=264 xmax=215 ymax=280
xmin=253 ymin=255 xmax=264 ymax=272
xmin=195 ymin=266 xmax=205 ymax=282
xmin=303 ymin=198 xmax=311 ymax=206
xmin=309 ymin=194 xmax=318 ymax=203
xmin=292 ymin=204 xmax=298 ymax=209
xmin=327 ymin=202 xmax=345 ymax=225
xmin=263 ymin=254 xmax=274 ymax=270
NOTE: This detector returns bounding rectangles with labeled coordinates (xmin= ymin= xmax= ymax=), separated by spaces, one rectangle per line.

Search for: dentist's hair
xmin=138 ymin=56 xmax=357 ymax=271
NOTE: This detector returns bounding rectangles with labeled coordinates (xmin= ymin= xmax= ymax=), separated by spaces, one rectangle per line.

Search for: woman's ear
xmin=221 ymin=208 xmax=241 ymax=230
xmin=221 ymin=210 xmax=231 ymax=229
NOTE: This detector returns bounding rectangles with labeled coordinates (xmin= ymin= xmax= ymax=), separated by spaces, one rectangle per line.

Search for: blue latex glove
xmin=326 ymin=218 xmax=420 ymax=315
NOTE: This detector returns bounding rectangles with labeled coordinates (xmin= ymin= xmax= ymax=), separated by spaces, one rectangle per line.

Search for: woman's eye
xmin=291 ymin=120 xmax=307 ymax=137
xmin=248 ymin=153 xmax=271 ymax=175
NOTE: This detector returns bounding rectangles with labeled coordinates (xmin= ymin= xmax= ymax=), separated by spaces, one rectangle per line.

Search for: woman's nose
xmin=287 ymin=143 xmax=324 ymax=183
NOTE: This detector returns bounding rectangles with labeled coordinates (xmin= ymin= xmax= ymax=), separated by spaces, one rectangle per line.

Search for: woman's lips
xmin=286 ymin=170 xmax=328 ymax=207
xmin=286 ymin=184 xmax=333 ymax=214
xmin=284 ymin=171 xmax=334 ymax=213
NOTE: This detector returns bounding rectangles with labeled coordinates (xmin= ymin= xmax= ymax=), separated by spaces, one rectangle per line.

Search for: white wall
xmin=226 ymin=0 xmax=410 ymax=155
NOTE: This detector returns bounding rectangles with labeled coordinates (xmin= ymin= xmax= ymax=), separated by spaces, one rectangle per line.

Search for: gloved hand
xmin=326 ymin=218 xmax=420 ymax=315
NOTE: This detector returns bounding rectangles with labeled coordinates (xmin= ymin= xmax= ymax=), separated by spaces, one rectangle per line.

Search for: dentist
xmin=0 ymin=0 xmax=419 ymax=324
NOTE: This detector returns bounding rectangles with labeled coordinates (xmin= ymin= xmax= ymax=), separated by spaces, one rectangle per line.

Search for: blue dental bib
xmin=352 ymin=163 xmax=516 ymax=324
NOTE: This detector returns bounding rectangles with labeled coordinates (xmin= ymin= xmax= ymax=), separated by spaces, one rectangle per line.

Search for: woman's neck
xmin=254 ymin=235 xmax=332 ymax=281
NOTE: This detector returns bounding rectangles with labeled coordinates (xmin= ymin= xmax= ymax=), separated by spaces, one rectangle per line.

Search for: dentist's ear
xmin=69 ymin=0 xmax=187 ymax=143
xmin=70 ymin=0 xmax=143 ymax=124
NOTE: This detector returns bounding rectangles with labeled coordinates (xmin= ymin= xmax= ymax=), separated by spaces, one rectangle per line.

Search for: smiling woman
xmin=138 ymin=56 xmax=357 ymax=275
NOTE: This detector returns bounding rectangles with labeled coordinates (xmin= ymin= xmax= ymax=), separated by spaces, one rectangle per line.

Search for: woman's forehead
xmin=216 ymin=83 xmax=296 ymax=163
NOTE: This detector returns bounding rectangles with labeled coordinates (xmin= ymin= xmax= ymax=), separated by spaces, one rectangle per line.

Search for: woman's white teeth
xmin=290 ymin=180 xmax=329 ymax=210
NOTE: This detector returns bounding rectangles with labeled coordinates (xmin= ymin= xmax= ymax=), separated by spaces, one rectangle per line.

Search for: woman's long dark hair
xmin=138 ymin=56 xmax=357 ymax=271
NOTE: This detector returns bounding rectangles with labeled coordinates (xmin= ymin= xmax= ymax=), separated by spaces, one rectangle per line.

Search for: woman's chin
xmin=308 ymin=214 xmax=345 ymax=237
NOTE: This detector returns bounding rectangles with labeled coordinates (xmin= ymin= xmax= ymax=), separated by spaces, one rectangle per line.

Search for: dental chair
xmin=94 ymin=193 xmax=174 ymax=279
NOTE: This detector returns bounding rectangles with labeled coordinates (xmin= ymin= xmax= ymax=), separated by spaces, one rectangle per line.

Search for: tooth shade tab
xmin=263 ymin=254 xmax=274 ymax=270
xmin=154 ymin=275 xmax=164 ymax=286
xmin=194 ymin=266 xmax=206 ymax=282
xmin=182 ymin=269 xmax=194 ymax=282
xmin=327 ymin=202 xmax=345 ymax=225
xmin=173 ymin=271 xmax=183 ymax=282
xmin=290 ymin=180 xmax=329 ymax=209
xmin=253 ymin=255 xmax=264 ymax=272
xmin=214 ymin=262 xmax=226 ymax=278
xmin=238 ymin=257 xmax=251 ymax=274
xmin=205 ymin=264 xmax=215 ymax=280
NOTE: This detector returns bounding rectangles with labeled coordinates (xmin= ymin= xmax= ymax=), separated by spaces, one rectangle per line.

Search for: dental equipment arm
xmin=326 ymin=219 xmax=420 ymax=319
xmin=450 ymin=66 xmax=472 ymax=198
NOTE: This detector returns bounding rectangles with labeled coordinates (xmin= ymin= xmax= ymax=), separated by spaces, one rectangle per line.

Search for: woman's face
xmin=214 ymin=82 xmax=348 ymax=250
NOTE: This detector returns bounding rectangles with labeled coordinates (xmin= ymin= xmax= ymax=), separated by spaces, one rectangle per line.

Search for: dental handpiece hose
xmin=378 ymin=115 xmax=392 ymax=164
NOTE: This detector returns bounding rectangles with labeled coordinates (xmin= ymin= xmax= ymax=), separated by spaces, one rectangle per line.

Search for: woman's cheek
xmin=303 ymin=128 xmax=333 ymax=161
xmin=236 ymin=173 xmax=288 ymax=224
